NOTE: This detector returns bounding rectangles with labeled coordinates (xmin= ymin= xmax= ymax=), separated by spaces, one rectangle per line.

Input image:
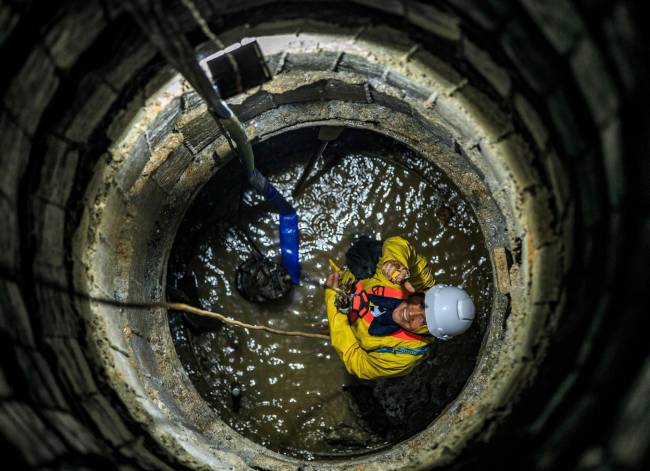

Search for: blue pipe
xmin=249 ymin=170 xmax=301 ymax=284
xmin=279 ymin=213 xmax=300 ymax=285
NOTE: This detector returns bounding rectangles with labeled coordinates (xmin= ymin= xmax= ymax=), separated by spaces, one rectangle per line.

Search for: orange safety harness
xmin=347 ymin=281 xmax=430 ymax=342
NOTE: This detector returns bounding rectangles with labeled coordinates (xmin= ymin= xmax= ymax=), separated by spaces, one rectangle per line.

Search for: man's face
xmin=392 ymin=296 xmax=427 ymax=332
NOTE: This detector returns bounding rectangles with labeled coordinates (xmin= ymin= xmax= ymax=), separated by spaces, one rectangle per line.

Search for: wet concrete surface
xmin=167 ymin=127 xmax=492 ymax=459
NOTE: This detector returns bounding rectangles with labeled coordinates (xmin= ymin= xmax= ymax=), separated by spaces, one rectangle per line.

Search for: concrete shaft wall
xmin=0 ymin=0 xmax=648 ymax=469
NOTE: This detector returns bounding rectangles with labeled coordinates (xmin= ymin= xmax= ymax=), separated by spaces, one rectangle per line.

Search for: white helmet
xmin=424 ymin=285 xmax=475 ymax=340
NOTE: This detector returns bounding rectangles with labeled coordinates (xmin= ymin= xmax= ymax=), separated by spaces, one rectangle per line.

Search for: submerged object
xmin=235 ymin=256 xmax=292 ymax=303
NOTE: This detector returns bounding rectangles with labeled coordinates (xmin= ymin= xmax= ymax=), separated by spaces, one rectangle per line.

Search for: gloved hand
xmin=381 ymin=259 xmax=409 ymax=282
xmin=382 ymin=260 xmax=415 ymax=293
xmin=325 ymin=271 xmax=340 ymax=290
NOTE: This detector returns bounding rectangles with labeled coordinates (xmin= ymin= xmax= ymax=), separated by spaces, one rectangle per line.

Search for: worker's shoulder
xmin=382 ymin=236 xmax=415 ymax=254
xmin=384 ymin=235 xmax=409 ymax=244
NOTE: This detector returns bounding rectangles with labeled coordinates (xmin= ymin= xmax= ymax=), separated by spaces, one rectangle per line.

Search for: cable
xmin=179 ymin=0 xmax=243 ymax=94
xmin=179 ymin=0 xmax=225 ymax=49
xmin=164 ymin=302 xmax=329 ymax=340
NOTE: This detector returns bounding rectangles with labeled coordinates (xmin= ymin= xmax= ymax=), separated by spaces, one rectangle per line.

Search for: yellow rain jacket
xmin=325 ymin=236 xmax=436 ymax=380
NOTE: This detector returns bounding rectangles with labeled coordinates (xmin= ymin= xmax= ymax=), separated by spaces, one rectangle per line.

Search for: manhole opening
xmin=166 ymin=126 xmax=492 ymax=459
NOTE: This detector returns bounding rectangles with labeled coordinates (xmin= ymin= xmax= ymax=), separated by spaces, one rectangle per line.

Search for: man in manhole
xmin=324 ymin=236 xmax=475 ymax=380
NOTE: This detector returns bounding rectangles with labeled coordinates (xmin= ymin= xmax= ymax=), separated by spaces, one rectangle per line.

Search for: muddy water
xmin=167 ymin=128 xmax=492 ymax=459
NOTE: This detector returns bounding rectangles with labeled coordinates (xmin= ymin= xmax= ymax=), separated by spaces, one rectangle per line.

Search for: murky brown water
xmin=167 ymin=128 xmax=492 ymax=459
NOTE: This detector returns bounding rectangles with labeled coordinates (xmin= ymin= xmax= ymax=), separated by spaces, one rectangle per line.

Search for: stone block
xmin=600 ymin=119 xmax=624 ymax=208
xmin=82 ymin=394 xmax=134 ymax=447
xmin=44 ymin=337 xmax=98 ymax=396
xmin=577 ymin=155 xmax=604 ymax=227
xmin=178 ymin=112 xmax=219 ymax=155
xmin=406 ymin=2 xmax=461 ymax=41
xmin=181 ymin=90 xmax=204 ymax=114
xmin=541 ymin=150 xmax=571 ymax=217
xmin=433 ymin=94 xmax=475 ymax=145
xmin=231 ymin=91 xmax=276 ymax=122
xmin=520 ymin=0 xmax=584 ymax=55
xmin=152 ymin=145 xmax=194 ymax=191
xmin=14 ymin=347 xmax=68 ymax=409
xmin=570 ymin=38 xmax=619 ymax=126
xmin=352 ymin=0 xmax=405 ymax=16
xmin=0 ymin=110 xmax=31 ymax=201
xmin=144 ymin=67 xmax=176 ymax=99
xmin=106 ymin=92 xmax=145 ymax=143
xmin=115 ymin=134 xmax=150 ymax=194
xmin=324 ymin=79 xmax=369 ymax=102
xmin=43 ymin=0 xmax=106 ymax=70
xmin=103 ymin=0 xmax=127 ymax=19
xmin=502 ymin=20 xmax=559 ymax=94
xmin=0 ymin=368 xmax=10 ymax=397
xmin=274 ymin=81 xmax=324 ymax=105
xmin=338 ymin=53 xmax=385 ymax=78
xmin=63 ymin=75 xmax=118 ymax=143
xmin=372 ymin=89 xmax=413 ymax=116
xmin=493 ymin=246 xmax=511 ymax=294
xmin=513 ymin=93 xmax=549 ymax=150
xmin=385 ymin=71 xmax=430 ymax=100
xmin=530 ymin=244 xmax=562 ymax=304
xmin=560 ymin=201 xmax=576 ymax=275
xmin=31 ymin=199 xmax=66 ymax=268
xmin=247 ymin=19 xmax=304 ymax=39
xmin=147 ymin=97 xmax=181 ymax=150
xmin=262 ymin=52 xmax=282 ymax=76
xmin=3 ymin=45 xmax=60 ymax=135
xmin=411 ymin=111 xmax=455 ymax=148
xmin=0 ymin=195 xmax=20 ymax=273
xmin=300 ymin=19 xmax=363 ymax=39
xmin=523 ymin=188 xmax=558 ymax=248
xmin=119 ymin=439 xmax=175 ymax=471
xmin=463 ymin=38 xmax=511 ymax=97
xmin=0 ymin=401 xmax=67 ymax=465
xmin=36 ymin=135 xmax=79 ymax=206
xmin=487 ymin=135 xmax=539 ymax=192
xmin=446 ymin=0 xmax=507 ymax=31
xmin=450 ymin=84 xmax=513 ymax=143
xmin=603 ymin=4 xmax=637 ymax=93
xmin=0 ymin=280 xmax=35 ymax=346
xmin=43 ymin=410 xmax=102 ymax=455
xmin=0 ymin=3 xmax=19 ymax=47
xmin=34 ymin=275 xmax=81 ymax=338
xmin=360 ymin=25 xmax=414 ymax=55
xmin=285 ymin=51 xmax=341 ymax=72
xmin=546 ymin=89 xmax=588 ymax=157
xmin=102 ymin=35 xmax=157 ymax=91
xmin=410 ymin=48 xmax=465 ymax=95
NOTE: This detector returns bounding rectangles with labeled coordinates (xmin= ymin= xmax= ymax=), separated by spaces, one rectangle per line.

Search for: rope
xmin=179 ymin=0 xmax=243 ymax=93
xmin=163 ymin=302 xmax=330 ymax=340
xmin=179 ymin=0 xmax=225 ymax=49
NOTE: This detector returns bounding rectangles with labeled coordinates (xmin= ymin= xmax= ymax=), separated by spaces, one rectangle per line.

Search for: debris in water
xmin=235 ymin=256 xmax=292 ymax=302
